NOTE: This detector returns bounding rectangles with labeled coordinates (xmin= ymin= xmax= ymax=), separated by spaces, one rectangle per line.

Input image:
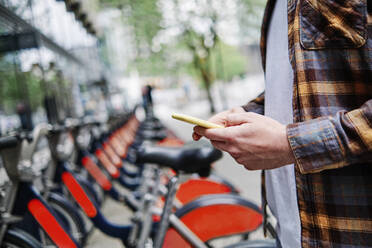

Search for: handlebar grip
xmin=0 ymin=136 xmax=19 ymax=150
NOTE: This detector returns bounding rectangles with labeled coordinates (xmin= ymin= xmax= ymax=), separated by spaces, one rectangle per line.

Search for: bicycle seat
xmin=136 ymin=145 xmax=222 ymax=174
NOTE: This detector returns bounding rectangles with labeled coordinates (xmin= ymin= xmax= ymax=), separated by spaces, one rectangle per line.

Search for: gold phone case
xmin=171 ymin=113 xmax=224 ymax=129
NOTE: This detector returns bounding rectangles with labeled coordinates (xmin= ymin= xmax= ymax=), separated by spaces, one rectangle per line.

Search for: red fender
xmin=95 ymin=149 xmax=120 ymax=179
xmin=28 ymin=199 xmax=78 ymax=248
xmin=62 ymin=172 xmax=97 ymax=218
xmin=176 ymin=178 xmax=233 ymax=205
xmin=163 ymin=196 xmax=262 ymax=248
xmin=103 ymin=143 xmax=123 ymax=168
xmin=81 ymin=156 xmax=112 ymax=190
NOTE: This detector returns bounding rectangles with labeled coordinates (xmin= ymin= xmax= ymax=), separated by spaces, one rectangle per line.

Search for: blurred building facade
xmin=0 ymin=0 xmax=113 ymax=132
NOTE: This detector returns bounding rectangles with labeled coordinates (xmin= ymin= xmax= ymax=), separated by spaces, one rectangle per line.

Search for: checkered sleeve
xmin=287 ymin=99 xmax=372 ymax=174
xmin=241 ymin=92 xmax=265 ymax=115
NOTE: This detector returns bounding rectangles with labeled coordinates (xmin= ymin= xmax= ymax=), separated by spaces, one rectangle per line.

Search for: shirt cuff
xmin=241 ymin=102 xmax=264 ymax=115
xmin=286 ymin=117 xmax=347 ymax=174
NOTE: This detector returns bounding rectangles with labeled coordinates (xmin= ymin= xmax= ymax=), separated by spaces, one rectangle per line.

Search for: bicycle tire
xmin=2 ymin=228 xmax=42 ymax=248
xmin=48 ymin=192 xmax=87 ymax=246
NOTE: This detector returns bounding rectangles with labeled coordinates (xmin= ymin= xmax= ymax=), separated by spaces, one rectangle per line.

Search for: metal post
xmin=137 ymin=167 xmax=161 ymax=247
xmin=154 ymin=176 xmax=179 ymax=248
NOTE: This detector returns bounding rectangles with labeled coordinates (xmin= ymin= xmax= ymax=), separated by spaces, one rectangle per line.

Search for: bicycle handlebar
xmin=0 ymin=136 xmax=19 ymax=150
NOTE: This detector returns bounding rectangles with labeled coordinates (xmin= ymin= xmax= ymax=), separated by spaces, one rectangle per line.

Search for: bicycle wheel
xmin=2 ymin=228 xmax=42 ymax=248
xmin=163 ymin=194 xmax=263 ymax=248
xmin=48 ymin=192 xmax=87 ymax=246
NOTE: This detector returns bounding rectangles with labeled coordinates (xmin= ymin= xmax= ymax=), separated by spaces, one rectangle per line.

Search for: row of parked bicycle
xmin=0 ymin=107 xmax=276 ymax=248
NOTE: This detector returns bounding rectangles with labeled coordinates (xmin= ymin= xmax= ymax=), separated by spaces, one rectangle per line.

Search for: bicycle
xmin=0 ymin=129 xmax=80 ymax=248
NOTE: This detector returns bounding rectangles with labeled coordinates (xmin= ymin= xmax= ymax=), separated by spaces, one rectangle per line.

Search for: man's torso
xmin=261 ymin=0 xmax=372 ymax=247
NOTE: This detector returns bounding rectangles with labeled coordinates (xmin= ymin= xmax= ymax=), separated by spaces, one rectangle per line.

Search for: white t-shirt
xmin=264 ymin=0 xmax=301 ymax=247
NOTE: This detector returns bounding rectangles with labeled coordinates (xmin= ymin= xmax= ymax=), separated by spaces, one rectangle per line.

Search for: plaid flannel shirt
xmin=243 ymin=0 xmax=372 ymax=247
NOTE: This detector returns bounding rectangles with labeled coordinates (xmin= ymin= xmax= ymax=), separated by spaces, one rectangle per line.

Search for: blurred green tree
xmin=0 ymin=54 xmax=44 ymax=114
xmin=100 ymin=0 xmax=265 ymax=113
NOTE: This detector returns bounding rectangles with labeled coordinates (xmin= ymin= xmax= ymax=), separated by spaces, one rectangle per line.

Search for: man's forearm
xmin=287 ymin=99 xmax=372 ymax=174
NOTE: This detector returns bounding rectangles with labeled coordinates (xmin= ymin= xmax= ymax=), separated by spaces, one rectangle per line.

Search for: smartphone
xmin=171 ymin=113 xmax=224 ymax=129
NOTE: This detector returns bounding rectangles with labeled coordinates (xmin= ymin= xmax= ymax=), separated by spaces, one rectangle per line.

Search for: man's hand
xmin=193 ymin=112 xmax=295 ymax=170
xmin=192 ymin=107 xmax=246 ymax=141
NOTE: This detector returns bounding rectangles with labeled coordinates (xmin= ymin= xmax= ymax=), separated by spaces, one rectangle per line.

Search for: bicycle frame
xmin=13 ymin=182 xmax=80 ymax=248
